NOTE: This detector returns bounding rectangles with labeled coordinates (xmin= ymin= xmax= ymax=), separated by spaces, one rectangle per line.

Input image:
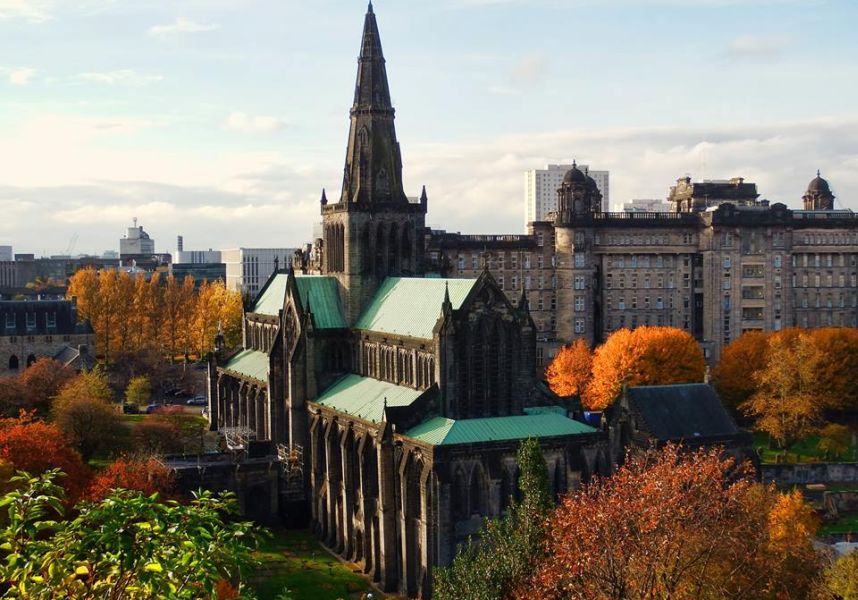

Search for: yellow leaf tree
xmin=545 ymin=339 xmax=592 ymax=398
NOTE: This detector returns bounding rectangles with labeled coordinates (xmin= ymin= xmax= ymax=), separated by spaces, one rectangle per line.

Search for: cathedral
xmin=209 ymin=4 xmax=608 ymax=598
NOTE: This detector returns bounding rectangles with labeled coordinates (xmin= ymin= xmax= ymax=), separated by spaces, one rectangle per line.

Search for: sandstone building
xmin=0 ymin=299 xmax=95 ymax=375
xmin=431 ymin=168 xmax=857 ymax=364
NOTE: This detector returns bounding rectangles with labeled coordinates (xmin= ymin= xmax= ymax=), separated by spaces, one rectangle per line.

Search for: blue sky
xmin=1 ymin=0 xmax=857 ymax=255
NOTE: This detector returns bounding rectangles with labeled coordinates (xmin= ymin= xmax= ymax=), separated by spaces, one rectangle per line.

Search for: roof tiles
xmin=315 ymin=373 xmax=424 ymax=423
xmin=405 ymin=412 xmax=596 ymax=446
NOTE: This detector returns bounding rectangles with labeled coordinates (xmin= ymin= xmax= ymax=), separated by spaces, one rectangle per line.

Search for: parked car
xmin=122 ymin=403 xmax=139 ymax=414
xmin=145 ymin=403 xmax=161 ymax=414
xmin=186 ymin=395 xmax=207 ymax=406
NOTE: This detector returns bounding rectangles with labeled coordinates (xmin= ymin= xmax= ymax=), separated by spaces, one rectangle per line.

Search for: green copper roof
xmin=404 ymin=413 xmax=597 ymax=446
xmin=523 ymin=405 xmax=567 ymax=416
xmin=252 ymin=273 xmax=288 ymax=316
xmin=222 ymin=349 xmax=269 ymax=383
xmin=315 ymin=373 xmax=424 ymax=423
xmin=355 ymin=277 xmax=477 ymax=339
xmin=250 ymin=273 xmax=346 ymax=329
xmin=295 ymin=276 xmax=347 ymax=329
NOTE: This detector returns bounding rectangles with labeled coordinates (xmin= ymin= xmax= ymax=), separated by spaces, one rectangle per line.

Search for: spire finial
xmin=368 ymin=1 xmax=374 ymax=13
xmin=320 ymin=188 xmax=328 ymax=206
xmin=572 ymin=159 xmax=577 ymax=168
xmin=817 ymin=169 xmax=821 ymax=178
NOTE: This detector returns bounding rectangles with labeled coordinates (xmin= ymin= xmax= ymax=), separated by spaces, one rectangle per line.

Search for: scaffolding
xmin=278 ymin=443 xmax=305 ymax=501
xmin=221 ymin=426 xmax=256 ymax=453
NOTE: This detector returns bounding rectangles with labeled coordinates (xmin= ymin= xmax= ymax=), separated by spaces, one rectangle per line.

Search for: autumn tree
xmin=546 ymin=339 xmax=592 ymax=398
xmin=434 ymin=438 xmax=552 ymax=600
xmin=809 ymin=327 xmax=858 ymax=410
xmin=825 ymin=550 xmax=858 ymax=600
xmin=818 ymin=423 xmax=852 ymax=459
xmin=0 ymin=414 xmax=90 ymax=501
xmin=712 ymin=330 xmax=769 ymax=411
xmin=0 ymin=377 xmax=29 ymax=418
xmin=133 ymin=420 xmax=184 ymax=455
xmin=741 ymin=332 xmax=827 ymax=448
xmin=125 ymin=375 xmax=152 ymax=408
xmin=52 ymin=369 xmax=114 ymax=414
xmin=520 ymin=445 xmax=823 ymax=600
xmin=18 ymin=357 xmax=76 ymax=415
xmin=584 ymin=327 xmax=706 ymax=411
xmin=54 ymin=397 xmax=127 ymax=461
xmin=88 ymin=456 xmax=176 ymax=502
xmin=152 ymin=406 xmax=207 ymax=454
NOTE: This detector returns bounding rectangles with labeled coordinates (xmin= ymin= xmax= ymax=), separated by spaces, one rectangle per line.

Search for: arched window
xmin=387 ymin=223 xmax=399 ymax=275
xmin=375 ymin=225 xmax=386 ymax=277
xmin=469 ymin=466 xmax=485 ymax=516
xmin=360 ymin=225 xmax=372 ymax=274
xmin=470 ymin=325 xmax=486 ymax=417
xmin=400 ymin=225 xmax=412 ymax=274
xmin=26 ymin=354 xmax=36 ymax=368
xmin=8 ymin=355 xmax=19 ymax=371
xmin=453 ymin=467 xmax=468 ymax=520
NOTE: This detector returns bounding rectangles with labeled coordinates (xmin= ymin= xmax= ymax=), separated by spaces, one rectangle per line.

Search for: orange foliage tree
xmin=88 ymin=456 xmax=176 ymax=502
xmin=67 ymin=268 xmax=243 ymax=362
xmin=583 ymin=326 xmax=705 ymax=411
xmin=520 ymin=445 xmax=823 ymax=600
xmin=545 ymin=339 xmax=592 ymax=398
xmin=0 ymin=413 xmax=90 ymax=501
xmin=0 ymin=377 xmax=29 ymax=418
xmin=741 ymin=332 xmax=828 ymax=448
xmin=17 ymin=357 xmax=76 ymax=415
xmin=808 ymin=327 xmax=858 ymax=410
xmin=712 ymin=330 xmax=769 ymax=411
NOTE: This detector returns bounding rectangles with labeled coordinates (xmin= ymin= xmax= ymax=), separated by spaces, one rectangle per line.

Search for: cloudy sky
xmin=1 ymin=0 xmax=857 ymax=256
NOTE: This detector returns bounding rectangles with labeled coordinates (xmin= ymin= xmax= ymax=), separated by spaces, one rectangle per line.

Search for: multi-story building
xmin=525 ymin=162 xmax=609 ymax=226
xmin=119 ymin=218 xmax=156 ymax=258
xmin=623 ymin=198 xmax=673 ymax=212
xmin=222 ymin=248 xmax=298 ymax=296
xmin=0 ymin=246 xmax=12 ymax=262
xmin=433 ymin=168 xmax=856 ymax=366
xmin=1 ymin=299 xmax=95 ymax=375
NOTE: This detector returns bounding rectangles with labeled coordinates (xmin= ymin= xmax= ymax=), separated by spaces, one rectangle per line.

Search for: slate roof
xmin=355 ymin=277 xmax=477 ymax=339
xmin=250 ymin=273 xmax=346 ymax=329
xmin=0 ymin=300 xmax=92 ymax=337
xmin=221 ymin=349 xmax=269 ymax=383
xmin=315 ymin=373 xmax=425 ymax=423
xmin=405 ymin=412 xmax=596 ymax=446
xmin=53 ymin=345 xmax=96 ymax=371
xmin=627 ymin=383 xmax=739 ymax=440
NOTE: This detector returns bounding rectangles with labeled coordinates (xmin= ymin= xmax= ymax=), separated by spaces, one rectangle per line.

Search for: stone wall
xmin=0 ymin=333 xmax=94 ymax=375
xmin=761 ymin=463 xmax=858 ymax=486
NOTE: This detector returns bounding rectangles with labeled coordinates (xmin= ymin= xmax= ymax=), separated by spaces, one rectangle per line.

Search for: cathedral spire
xmin=339 ymin=3 xmax=407 ymax=205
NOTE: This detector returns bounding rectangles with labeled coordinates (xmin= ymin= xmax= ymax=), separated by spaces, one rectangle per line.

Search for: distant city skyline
xmin=1 ymin=0 xmax=857 ymax=254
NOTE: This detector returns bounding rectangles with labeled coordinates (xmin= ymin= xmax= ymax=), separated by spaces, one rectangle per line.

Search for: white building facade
xmin=525 ymin=163 xmax=609 ymax=227
xmin=623 ymin=198 xmax=674 ymax=213
xmin=119 ymin=219 xmax=155 ymax=257
xmin=222 ymin=248 xmax=297 ymax=296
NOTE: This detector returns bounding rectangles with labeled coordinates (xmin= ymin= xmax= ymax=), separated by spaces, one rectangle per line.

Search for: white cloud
xmin=727 ymin=35 xmax=790 ymax=61
xmin=2 ymin=67 xmax=36 ymax=85
xmin=0 ymin=0 xmax=53 ymax=22
xmin=223 ymin=112 xmax=287 ymax=134
xmin=148 ymin=17 xmax=219 ymax=37
xmin=76 ymin=69 xmax=163 ymax=86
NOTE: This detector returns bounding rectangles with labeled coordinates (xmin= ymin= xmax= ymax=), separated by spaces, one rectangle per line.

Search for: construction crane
xmin=64 ymin=233 xmax=78 ymax=257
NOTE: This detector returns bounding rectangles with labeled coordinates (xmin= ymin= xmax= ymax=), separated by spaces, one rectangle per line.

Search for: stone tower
xmin=321 ymin=2 xmax=427 ymax=324
xmin=803 ymin=171 xmax=835 ymax=210
xmin=554 ymin=162 xmax=601 ymax=345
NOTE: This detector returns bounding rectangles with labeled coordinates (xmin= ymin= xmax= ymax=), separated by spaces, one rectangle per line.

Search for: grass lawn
xmin=819 ymin=512 xmax=858 ymax=536
xmin=250 ymin=529 xmax=384 ymax=600
xmin=121 ymin=414 xmax=148 ymax=423
xmin=753 ymin=432 xmax=858 ymax=464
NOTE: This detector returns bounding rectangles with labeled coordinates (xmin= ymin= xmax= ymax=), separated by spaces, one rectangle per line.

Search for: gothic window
xmin=376 ymin=168 xmax=390 ymax=194
xmin=387 ymin=223 xmax=399 ymax=274
xmin=361 ymin=225 xmax=372 ymax=274
xmin=453 ymin=467 xmax=468 ymax=520
xmin=284 ymin=307 xmax=298 ymax=355
xmin=357 ymin=126 xmax=369 ymax=147
xmin=400 ymin=225 xmax=412 ymax=274
xmin=375 ymin=225 xmax=386 ymax=277
xmin=8 ymin=355 xmax=18 ymax=371
xmin=469 ymin=466 xmax=486 ymax=516
xmin=470 ymin=325 xmax=486 ymax=416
